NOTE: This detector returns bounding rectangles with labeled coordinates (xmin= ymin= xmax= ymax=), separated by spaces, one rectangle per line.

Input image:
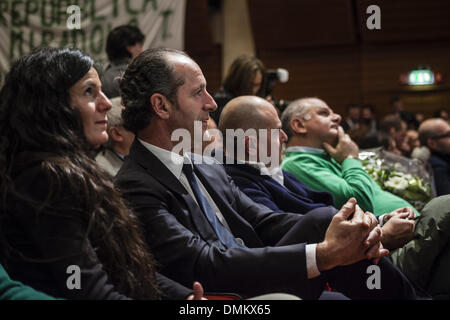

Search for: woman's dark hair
xmin=0 ymin=47 xmax=159 ymax=299
xmin=119 ymin=48 xmax=186 ymax=134
xmin=106 ymin=25 xmax=145 ymax=63
xmin=222 ymin=55 xmax=266 ymax=97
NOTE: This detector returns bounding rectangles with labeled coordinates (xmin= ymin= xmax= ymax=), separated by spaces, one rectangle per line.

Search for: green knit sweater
xmin=281 ymin=151 xmax=419 ymax=216
xmin=0 ymin=265 xmax=55 ymax=300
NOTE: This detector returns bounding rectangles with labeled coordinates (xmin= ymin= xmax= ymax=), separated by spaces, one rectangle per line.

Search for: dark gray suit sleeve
xmin=156 ymin=272 xmax=192 ymax=300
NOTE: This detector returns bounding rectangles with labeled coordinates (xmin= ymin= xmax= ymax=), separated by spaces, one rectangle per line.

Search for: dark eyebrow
xmin=83 ymin=79 xmax=100 ymax=87
xmin=82 ymin=80 xmax=101 ymax=91
xmin=193 ymin=83 xmax=206 ymax=94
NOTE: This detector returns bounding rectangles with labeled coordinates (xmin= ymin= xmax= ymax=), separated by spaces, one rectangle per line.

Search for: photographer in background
xmin=264 ymin=68 xmax=290 ymax=115
xmin=211 ymin=55 xmax=266 ymax=123
xmin=212 ymin=55 xmax=290 ymax=123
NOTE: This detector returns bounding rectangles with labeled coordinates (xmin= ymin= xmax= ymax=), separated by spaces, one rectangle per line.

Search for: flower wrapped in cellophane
xmin=359 ymin=147 xmax=435 ymax=211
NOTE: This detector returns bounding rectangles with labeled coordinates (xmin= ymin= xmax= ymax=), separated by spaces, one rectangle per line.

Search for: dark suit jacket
xmin=429 ymin=152 xmax=450 ymax=196
xmin=224 ymin=162 xmax=334 ymax=213
xmin=115 ymin=140 xmax=339 ymax=298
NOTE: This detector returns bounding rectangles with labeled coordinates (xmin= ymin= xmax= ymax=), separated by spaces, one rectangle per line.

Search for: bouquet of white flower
xmin=360 ymin=148 xmax=435 ymax=211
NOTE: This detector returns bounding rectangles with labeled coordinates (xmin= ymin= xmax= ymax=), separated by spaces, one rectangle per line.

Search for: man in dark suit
xmin=115 ymin=48 xmax=417 ymax=299
xmin=218 ymin=96 xmax=416 ymax=251
xmin=419 ymin=118 xmax=450 ymax=196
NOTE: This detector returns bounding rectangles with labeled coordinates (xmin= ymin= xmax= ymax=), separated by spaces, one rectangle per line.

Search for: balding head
xmin=419 ymin=118 xmax=450 ymax=153
xmin=218 ymin=96 xmax=277 ymax=133
xmin=218 ymin=96 xmax=287 ymax=168
xmin=281 ymin=97 xmax=327 ymax=140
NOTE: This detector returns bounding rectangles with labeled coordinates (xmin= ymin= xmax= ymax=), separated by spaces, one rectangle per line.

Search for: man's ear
xmin=150 ymin=93 xmax=171 ymax=120
xmin=244 ymin=135 xmax=258 ymax=161
xmin=427 ymin=138 xmax=437 ymax=150
xmin=108 ymin=126 xmax=124 ymax=143
xmin=291 ymin=117 xmax=307 ymax=134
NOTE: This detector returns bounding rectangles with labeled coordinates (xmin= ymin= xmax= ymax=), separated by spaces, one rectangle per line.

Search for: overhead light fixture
xmin=399 ymin=66 xmax=443 ymax=86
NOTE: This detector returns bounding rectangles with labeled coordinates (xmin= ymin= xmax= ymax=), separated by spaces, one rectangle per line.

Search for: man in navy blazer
xmin=225 ymin=161 xmax=334 ymax=214
xmin=114 ymin=48 xmax=417 ymax=299
xmin=418 ymin=118 xmax=450 ymax=196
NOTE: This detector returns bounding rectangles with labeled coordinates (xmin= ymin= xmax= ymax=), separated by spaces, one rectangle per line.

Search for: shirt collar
xmin=138 ymin=139 xmax=191 ymax=179
xmin=285 ymin=146 xmax=325 ymax=154
xmin=246 ymin=161 xmax=285 ymax=186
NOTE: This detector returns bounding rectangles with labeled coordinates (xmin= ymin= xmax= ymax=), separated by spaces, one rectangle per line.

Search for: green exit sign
xmin=408 ymin=69 xmax=435 ymax=85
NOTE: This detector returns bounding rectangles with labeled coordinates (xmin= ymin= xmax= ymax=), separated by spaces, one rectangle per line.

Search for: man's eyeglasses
xmin=430 ymin=131 xmax=450 ymax=140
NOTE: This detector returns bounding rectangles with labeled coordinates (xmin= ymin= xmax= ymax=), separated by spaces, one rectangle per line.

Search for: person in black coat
xmin=0 ymin=47 xmax=199 ymax=300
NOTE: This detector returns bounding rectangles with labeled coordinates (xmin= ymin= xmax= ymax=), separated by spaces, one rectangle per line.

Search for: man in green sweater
xmin=280 ymin=97 xmax=418 ymax=217
xmin=280 ymin=97 xmax=450 ymax=297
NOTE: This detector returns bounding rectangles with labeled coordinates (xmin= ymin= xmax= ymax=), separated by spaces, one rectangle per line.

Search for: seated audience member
xmin=101 ymin=25 xmax=145 ymax=98
xmin=0 ymin=47 xmax=202 ymax=300
xmin=115 ymin=48 xmax=419 ymax=300
xmin=211 ymin=54 xmax=266 ymax=123
xmin=379 ymin=114 xmax=410 ymax=157
xmin=219 ymin=96 xmax=450 ymax=298
xmin=391 ymin=96 xmax=416 ymax=130
xmin=96 ymin=97 xmax=135 ymax=176
xmin=419 ymin=118 xmax=450 ymax=196
xmin=415 ymin=113 xmax=425 ymax=128
xmin=360 ymin=104 xmax=378 ymax=136
xmin=406 ymin=129 xmax=420 ymax=158
xmin=433 ymin=109 xmax=449 ymax=122
xmin=358 ymin=104 xmax=380 ymax=149
xmin=0 ymin=264 xmax=56 ymax=300
xmin=341 ymin=103 xmax=360 ymax=133
xmin=281 ymin=98 xmax=419 ymax=216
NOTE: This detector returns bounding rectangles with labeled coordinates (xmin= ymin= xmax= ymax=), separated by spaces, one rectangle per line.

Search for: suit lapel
xmin=129 ymin=140 xmax=219 ymax=243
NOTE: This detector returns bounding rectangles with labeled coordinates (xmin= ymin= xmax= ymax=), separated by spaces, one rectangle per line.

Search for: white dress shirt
xmin=139 ymin=140 xmax=320 ymax=278
xmin=138 ymin=139 xmax=242 ymax=244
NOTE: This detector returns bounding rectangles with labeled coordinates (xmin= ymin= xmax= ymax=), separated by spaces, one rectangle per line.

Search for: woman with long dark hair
xmin=0 ymin=47 xmax=192 ymax=299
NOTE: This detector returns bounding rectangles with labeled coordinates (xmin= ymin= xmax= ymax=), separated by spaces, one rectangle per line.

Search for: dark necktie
xmin=182 ymin=163 xmax=244 ymax=249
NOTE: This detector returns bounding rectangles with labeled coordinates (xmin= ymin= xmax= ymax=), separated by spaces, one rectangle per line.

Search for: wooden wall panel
xmin=184 ymin=0 xmax=450 ymax=120
xmin=356 ymin=0 xmax=450 ymax=44
xmin=184 ymin=0 xmax=222 ymax=94
xmin=260 ymin=46 xmax=363 ymax=117
xmin=184 ymin=0 xmax=214 ymax=52
xmin=248 ymin=0 xmax=357 ymax=49
xmin=361 ymin=42 xmax=450 ymax=119
xmin=259 ymin=42 xmax=450 ymax=120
